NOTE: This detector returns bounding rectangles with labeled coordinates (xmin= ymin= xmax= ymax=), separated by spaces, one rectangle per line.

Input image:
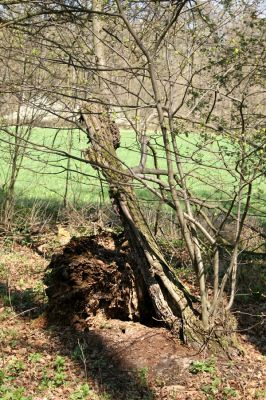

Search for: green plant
xmin=223 ymin=386 xmax=238 ymax=398
xmin=70 ymin=383 xmax=91 ymax=399
xmin=0 ymin=308 xmax=14 ymax=321
xmin=189 ymin=358 xmax=216 ymax=375
xmin=0 ymin=385 xmax=32 ymax=400
xmin=52 ymin=371 xmax=67 ymax=387
xmin=54 ymin=355 xmax=66 ymax=372
xmin=72 ymin=345 xmax=83 ymax=361
xmin=7 ymin=358 xmax=25 ymax=375
xmin=0 ymin=369 xmax=5 ymax=385
xmin=39 ymin=369 xmax=52 ymax=389
xmin=0 ymin=328 xmax=19 ymax=341
xmin=0 ymin=263 xmax=8 ymax=280
xmin=255 ymin=389 xmax=266 ymax=398
xmin=39 ymin=355 xmax=68 ymax=389
xmin=201 ymin=377 xmax=221 ymax=399
xmin=0 ymin=294 xmax=10 ymax=308
xmin=28 ymin=352 xmax=42 ymax=363
xmin=39 ymin=368 xmax=67 ymax=389
xmin=138 ymin=366 xmax=149 ymax=386
xmin=53 ymin=355 xmax=67 ymax=385
xmin=201 ymin=380 xmax=239 ymax=400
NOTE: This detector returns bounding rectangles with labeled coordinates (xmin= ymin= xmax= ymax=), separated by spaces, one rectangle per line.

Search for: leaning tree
xmin=0 ymin=0 xmax=265 ymax=346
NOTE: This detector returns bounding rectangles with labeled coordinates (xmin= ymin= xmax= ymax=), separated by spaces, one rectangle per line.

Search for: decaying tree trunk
xmin=82 ymin=103 xmax=205 ymax=344
xmin=45 ymin=232 xmax=151 ymax=326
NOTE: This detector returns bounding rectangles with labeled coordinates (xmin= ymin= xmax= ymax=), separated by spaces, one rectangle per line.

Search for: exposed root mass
xmin=45 ymin=232 xmax=153 ymax=327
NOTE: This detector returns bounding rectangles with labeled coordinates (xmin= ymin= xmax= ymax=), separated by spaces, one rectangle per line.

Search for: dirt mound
xmin=45 ymin=232 xmax=151 ymax=327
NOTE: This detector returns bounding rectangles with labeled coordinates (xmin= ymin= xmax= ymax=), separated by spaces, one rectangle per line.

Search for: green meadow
xmin=0 ymin=127 xmax=265 ymax=219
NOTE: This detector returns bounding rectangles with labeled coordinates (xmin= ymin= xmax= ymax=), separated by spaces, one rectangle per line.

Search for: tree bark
xmin=82 ymin=103 xmax=204 ymax=343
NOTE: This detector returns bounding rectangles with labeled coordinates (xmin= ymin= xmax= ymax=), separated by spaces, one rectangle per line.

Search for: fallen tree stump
xmin=44 ymin=232 xmax=153 ymax=328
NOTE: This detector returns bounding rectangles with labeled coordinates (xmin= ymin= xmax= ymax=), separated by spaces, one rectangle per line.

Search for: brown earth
xmin=45 ymin=232 xmax=153 ymax=327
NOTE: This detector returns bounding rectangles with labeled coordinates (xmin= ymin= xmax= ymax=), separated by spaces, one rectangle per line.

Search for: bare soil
xmin=45 ymin=232 xmax=145 ymax=326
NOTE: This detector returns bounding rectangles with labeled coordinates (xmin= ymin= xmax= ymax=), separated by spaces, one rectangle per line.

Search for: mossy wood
xmin=80 ymin=103 xmax=207 ymax=343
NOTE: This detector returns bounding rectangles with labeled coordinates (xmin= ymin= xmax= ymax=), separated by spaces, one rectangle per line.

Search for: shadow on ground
xmin=0 ymin=282 xmax=44 ymax=318
xmin=232 ymin=259 xmax=266 ymax=355
xmin=0 ymin=282 xmax=157 ymax=399
xmin=233 ymin=300 xmax=266 ymax=355
xmin=44 ymin=325 xmax=157 ymax=400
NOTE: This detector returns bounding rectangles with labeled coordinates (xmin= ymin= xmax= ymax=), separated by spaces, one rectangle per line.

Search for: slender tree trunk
xmin=2 ymin=106 xmax=22 ymax=227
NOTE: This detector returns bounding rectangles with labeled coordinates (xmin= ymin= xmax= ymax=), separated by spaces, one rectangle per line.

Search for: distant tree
xmin=0 ymin=28 xmax=45 ymax=226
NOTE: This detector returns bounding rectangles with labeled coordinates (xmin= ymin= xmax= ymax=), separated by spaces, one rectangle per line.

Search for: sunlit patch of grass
xmin=0 ymin=128 xmax=265 ymax=219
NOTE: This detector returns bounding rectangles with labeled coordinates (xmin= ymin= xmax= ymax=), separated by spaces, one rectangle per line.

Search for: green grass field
xmin=0 ymin=127 xmax=265 ymax=220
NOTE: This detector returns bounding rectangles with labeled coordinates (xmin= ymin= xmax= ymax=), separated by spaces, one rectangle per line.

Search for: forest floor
xmin=0 ymin=228 xmax=265 ymax=400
